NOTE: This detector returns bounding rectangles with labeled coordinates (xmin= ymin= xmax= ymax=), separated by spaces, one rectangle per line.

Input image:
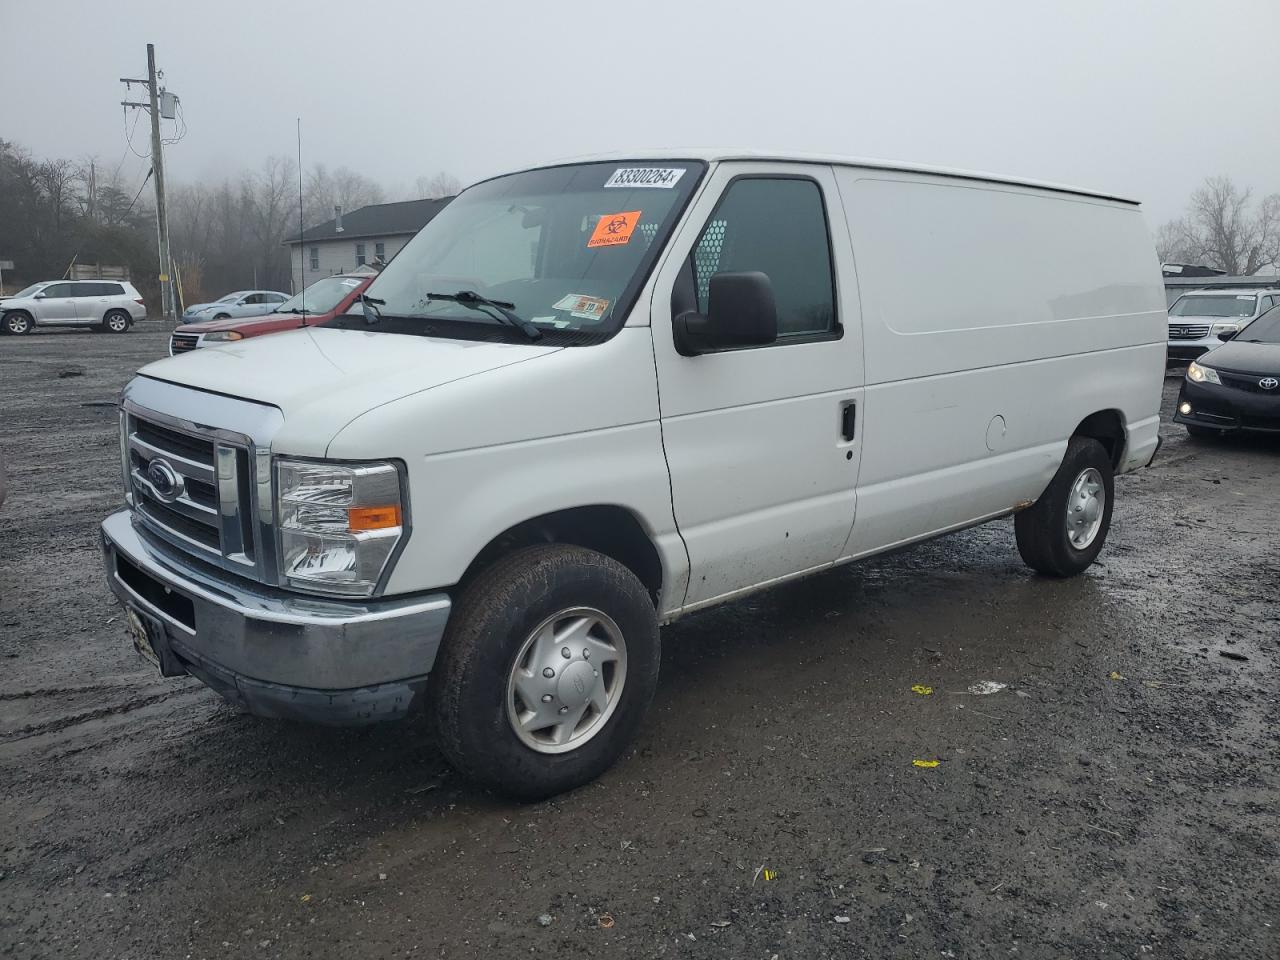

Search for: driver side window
xmin=691 ymin=177 xmax=837 ymax=339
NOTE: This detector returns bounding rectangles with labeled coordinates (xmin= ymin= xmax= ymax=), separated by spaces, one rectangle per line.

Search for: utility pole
xmin=120 ymin=43 xmax=176 ymax=322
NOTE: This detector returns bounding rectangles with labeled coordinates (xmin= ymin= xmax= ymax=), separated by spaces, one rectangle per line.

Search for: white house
xmin=286 ymin=197 xmax=452 ymax=290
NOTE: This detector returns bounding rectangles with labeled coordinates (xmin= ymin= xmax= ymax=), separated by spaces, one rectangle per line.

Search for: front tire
xmin=430 ymin=544 xmax=660 ymax=800
xmin=1015 ymin=437 xmax=1114 ymax=577
xmin=3 ymin=311 xmax=33 ymax=335
xmin=103 ymin=310 xmax=131 ymax=334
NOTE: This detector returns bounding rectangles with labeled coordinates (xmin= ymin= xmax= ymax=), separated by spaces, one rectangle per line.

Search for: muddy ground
xmin=1 ymin=327 xmax=1277 ymax=960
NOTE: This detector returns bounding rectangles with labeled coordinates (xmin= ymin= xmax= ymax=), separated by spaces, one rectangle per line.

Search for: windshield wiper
xmin=425 ymin=290 xmax=542 ymax=341
xmin=361 ymin=294 xmax=385 ymax=326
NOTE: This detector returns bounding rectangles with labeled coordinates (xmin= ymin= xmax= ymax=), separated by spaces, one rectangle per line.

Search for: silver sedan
xmin=180 ymin=290 xmax=290 ymax=323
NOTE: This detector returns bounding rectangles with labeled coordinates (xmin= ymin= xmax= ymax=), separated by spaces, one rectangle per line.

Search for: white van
xmin=101 ymin=152 xmax=1166 ymax=797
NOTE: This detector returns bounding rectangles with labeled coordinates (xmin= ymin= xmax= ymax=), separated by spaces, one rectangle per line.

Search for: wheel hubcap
xmin=506 ymin=607 xmax=627 ymax=754
xmin=1065 ymin=467 xmax=1105 ymax=549
xmin=109 ymin=315 xmax=126 ymax=330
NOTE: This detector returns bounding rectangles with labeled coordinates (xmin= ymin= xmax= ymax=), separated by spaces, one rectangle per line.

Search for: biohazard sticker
xmin=552 ymin=294 xmax=610 ymax=321
xmin=587 ymin=211 xmax=641 ymax=249
xmin=604 ymin=167 xmax=686 ymax=189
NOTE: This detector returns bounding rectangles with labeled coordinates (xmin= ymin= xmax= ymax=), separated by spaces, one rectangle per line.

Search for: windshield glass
xmin=278 ymin=275 xmax=364 ymax=314
xmin=216 ymin=293 xmax=241 ymax=303
xmin=355 ymin=161 xmax=705 ymax=341
xmin=1239 ymin=305 xmax=1280 ymax=343
xmin=1170 ymin=295 xmax=1257 ymax=318
xmin=9 ymin=284 xmax=45 ymax=299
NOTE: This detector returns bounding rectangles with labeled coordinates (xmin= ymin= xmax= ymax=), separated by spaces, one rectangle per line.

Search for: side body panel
xmin=835 ymin=168 xmax=1166 ymax=559
xmin=648 ymin=162 xmax=866 ymax=610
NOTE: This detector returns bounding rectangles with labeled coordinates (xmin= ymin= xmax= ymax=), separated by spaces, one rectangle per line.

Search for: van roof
xmin=515 ymin=149 xmax=1140 ymax=206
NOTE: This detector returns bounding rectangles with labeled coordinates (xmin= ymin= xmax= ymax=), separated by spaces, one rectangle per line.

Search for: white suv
xmin=1166 ymin=288 xmax=1280 ymax=363
xmin=0 ymin=280 xmax=146 ymax=335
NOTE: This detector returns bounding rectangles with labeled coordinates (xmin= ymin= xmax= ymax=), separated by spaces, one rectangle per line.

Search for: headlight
xmin=1210 ymin=322 xmax=1240 ymax=336
xmin=202 ymin=331 xmax=243 ymax=342
xmin=1187 ymin=361 xmax=1221 ymax=385
xmin=275 ymin=459 xmax=406 ymax=597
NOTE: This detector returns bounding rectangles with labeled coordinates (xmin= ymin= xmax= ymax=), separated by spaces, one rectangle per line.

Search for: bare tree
xmin=304 ymin=164 xmax=385 ymax=228
xmin=415 ymin=171 xmax=461 ymax=199
xmin=1154 ymin=218 xmax=1201 ymax=264
xmin=1173 ymin=176 xmax=1280 ymax=275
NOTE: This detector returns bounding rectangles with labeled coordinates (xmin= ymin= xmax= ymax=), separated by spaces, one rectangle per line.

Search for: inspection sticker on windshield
xmin=553 ymin=294 xmax=610 ymax=321
xmin=587 ymin=211 xmax=641 ymax=249
xmin=604 ymin=167 xmax=686 ymax=189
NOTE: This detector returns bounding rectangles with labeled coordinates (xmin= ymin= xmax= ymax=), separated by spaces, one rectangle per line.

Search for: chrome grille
xmin=1168 ymin=324 xmax=1210 ymax=341
xmin=170 ymin=332 xmax=200 ymax=354
xmin=125 ymin=410 xmax=263 ymax=577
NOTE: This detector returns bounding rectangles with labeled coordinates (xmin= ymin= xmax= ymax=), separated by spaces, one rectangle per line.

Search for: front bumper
xmin=101 ymin=509 xmax=451 ymax=724
xmin=1166 ymin=342 xmax=1213 ymax=363
xmin=1173 ymin=378 xmax=1280 ymax=434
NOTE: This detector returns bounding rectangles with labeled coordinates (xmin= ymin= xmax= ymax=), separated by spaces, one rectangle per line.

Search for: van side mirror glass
xmin=1217 ymin=331 xmax=1236 ymax=342
xmin=673 ymin=271 xmax=778 ymax=356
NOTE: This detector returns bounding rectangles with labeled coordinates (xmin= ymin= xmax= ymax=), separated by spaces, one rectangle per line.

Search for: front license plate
xmin=125 ymin=606 xmax=160 ymax=670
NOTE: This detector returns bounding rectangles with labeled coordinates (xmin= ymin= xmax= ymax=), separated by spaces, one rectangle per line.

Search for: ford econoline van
xmin=101 ymin=152 xmax=1166 ymax=798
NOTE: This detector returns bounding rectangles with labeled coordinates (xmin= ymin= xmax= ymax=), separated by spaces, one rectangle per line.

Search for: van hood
xmin=139 ymin=326 xmax=562 ymax=448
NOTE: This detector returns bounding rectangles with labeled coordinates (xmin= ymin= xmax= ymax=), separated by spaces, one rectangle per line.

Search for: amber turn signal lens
xmin=348 ymin=505 xmax=402 ymax=531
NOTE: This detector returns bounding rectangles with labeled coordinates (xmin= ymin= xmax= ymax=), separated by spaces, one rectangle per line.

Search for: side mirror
xmin=1217 ymin=331 xmax=1236 ymax=342
xmin=33 ymin=293 xmax=46 ymax=300
xmin=673 ymin=271 xmax=778 ymax=356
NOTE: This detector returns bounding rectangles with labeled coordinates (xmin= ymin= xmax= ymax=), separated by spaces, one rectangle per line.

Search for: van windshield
xmin=1170 ymin=295 xmax=1256 ymax=318
xmin=355 ymin=161 xmax=705 ymax=342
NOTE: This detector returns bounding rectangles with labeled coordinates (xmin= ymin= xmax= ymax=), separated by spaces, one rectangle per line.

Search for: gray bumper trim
xmin=101 ymin=510 xmax=450 ymax=718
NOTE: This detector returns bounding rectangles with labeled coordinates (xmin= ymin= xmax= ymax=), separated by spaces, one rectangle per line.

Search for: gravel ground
xmin=1 ymin=327 xmax=1277 ymax=959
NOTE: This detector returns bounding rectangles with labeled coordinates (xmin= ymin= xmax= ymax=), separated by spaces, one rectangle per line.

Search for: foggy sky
xmin=3 ymin=0 xmax=1279 ymax=227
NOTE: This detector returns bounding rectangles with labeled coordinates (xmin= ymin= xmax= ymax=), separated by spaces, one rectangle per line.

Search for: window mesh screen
xmin=693 ymin=220 xmax=727 ymax=305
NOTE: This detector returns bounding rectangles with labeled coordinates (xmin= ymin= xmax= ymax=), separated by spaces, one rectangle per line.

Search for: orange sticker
xmin=587 ymin=211 xmax=641 ymax=249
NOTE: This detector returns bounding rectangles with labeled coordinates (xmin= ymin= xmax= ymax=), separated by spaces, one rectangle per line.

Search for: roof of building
xmin=1162 ymin=263 xmax=1226 ymax=278
xmin=288 ymin=196 xmax=453 ymax=245
xmin=495 ymin=148 xmax=1140 ymax=205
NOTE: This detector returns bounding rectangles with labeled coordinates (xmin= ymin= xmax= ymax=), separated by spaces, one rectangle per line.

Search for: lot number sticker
xmin=604 ymin=167 xmax=686 ymax=189
xmin=587 ymin=211 xmax=642 ymax=249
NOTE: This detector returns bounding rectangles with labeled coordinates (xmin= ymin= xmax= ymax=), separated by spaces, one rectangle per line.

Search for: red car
xmin=169 ymin=274 xmax=373 ymax=355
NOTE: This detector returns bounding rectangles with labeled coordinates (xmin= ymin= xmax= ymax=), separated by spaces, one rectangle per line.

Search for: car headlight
xmin=275 ymin=459 xmax=406 ymax=597
xmin=1187 ymin=361 xmax=1221 ymax=385
xmin=1210 ymin=322 xmax=1240 ymax=336
xmin=202 ymin=331 xmax=243 ymax=342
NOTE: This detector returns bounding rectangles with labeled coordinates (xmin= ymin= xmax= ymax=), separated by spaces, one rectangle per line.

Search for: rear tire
xmin=3 ymin=311 xmax=33 ymax=335
xmin=102 ymin=310 xmax=131 ymax=334
xmin=430 ymin=544 xmax=660 ymax=800
xmin=1015 ymin=437 xmax=1114 ymax=577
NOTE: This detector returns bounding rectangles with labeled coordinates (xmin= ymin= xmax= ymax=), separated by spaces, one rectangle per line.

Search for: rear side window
xmin=691 ymin=177 xmax=836 ymax=338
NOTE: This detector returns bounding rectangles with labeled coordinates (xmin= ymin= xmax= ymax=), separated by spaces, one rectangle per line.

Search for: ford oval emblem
xmin=1259 ymin=377 xmax=1279 ymax=390
xmin=146 ymin=458 xmax=184 ymax=503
